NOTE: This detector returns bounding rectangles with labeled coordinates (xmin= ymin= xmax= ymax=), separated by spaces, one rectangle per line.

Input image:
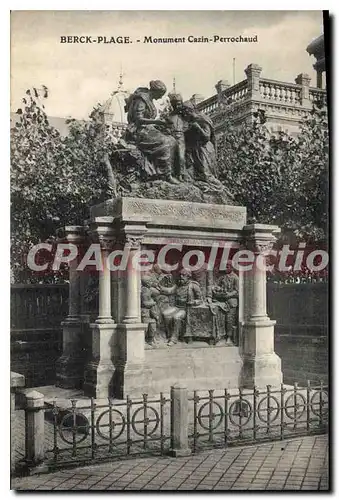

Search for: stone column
xmin=245 ymin=63 xmax=262 ymax=99
xmin=83 ymin=222 xmax=117 ymax=399
xmin=115 ymin=226 xmax=148 ymax=399
xmin=122 ymin=235 xmax=143 ymax=323
xmin=295 ymin=73 xmax=312 ymax=108
xmin=240 ymin=224 xmax=283 ymax=388
xmin=56 ymin=226 xmax=88 ymax=389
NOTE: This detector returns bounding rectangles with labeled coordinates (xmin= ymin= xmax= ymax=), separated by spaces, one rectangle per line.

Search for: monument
xmin=56 ymin=79 xmax=282 ymax=398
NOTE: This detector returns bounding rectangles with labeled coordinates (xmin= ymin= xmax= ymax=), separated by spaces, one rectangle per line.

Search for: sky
xmin=10 ymin=10 xmax=324 ymax=120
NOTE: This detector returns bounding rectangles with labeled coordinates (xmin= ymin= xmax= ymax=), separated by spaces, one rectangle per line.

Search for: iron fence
xmin=189 ymin=382 xmax=328 ymax=453
xmin=42 ymin=393 xmax=170 ymax=468
xmin=16 ymin=381 xmax=328 ymax=475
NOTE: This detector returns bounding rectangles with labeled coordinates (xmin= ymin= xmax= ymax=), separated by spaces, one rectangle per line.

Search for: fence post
xmin=170 ymin=384 xmax=191 ymax=457
xmin=25 ymin=390 xmax=45 ymax=466
xmin=11 ymin=372 xmax=25 ymax=474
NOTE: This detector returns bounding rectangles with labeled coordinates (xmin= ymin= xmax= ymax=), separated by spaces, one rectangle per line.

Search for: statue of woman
xmin=124 ymin=80 xmax=179 ymax=184
xmin=183 ymin=102 xmax=219 ymax=183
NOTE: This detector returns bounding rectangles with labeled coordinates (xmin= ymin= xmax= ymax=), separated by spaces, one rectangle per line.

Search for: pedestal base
xmin=115 ymin=345 xmax=242 ymax=398
xmin=169 ymin=448 xmax=192 ymax=457
xmin=83 ymin=322 xmax=117 ymax=399
xmin=240 ymin=319 xmax=283 ymax=388
xmin=240 ymin=353 xmax=282 ymax=388
xmin=113 ymin=323 xmax=147 ymax=399
xmin=56 ymin=320 xmax=89 ymax=389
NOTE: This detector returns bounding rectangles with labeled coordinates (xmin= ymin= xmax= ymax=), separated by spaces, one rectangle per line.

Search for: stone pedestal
xmin=240 ymin=224 xmax=283 ymax=388
xmin=83 ymin=322 xmax=118 ymax=398
xmin=56 ymin=319 xmax=88 ymax=389
xmin=56 ymin=226 xmax=88 ymax=389
xmin=114 ymin=323 xmax=147 ymax=399
xmin=83 ymin=221 xmax=117 ymax=398
xmin=57 ymin=198 xmax=284 ymax=397
xmin=87 ymin=197 xmax=248 ymax=396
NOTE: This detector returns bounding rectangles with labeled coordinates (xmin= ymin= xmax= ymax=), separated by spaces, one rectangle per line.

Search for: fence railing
xmin=197 ymin=81 xmax=249 ymax=115
xmin=189 ymin=382 xmax=328 ymax=453
xmin=197 ymin=96 xmax=219 ymax=115
xmin=14 ymin=381 xmax=328 ymax=475
xmin=45 ymin=393 xmax=171 ymax=467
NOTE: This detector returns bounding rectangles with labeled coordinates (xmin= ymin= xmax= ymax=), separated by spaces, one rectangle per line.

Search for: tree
xmin=11 ymin=88 xmax=328 ymax=283
xmin=11 ymin=88 xmax=111 ymax=283
xmin=217 ymin=103 xmax=329 ymax=244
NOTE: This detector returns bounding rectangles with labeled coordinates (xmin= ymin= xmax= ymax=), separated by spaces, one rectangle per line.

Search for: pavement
xmin=12 ymin=434 xmax=329 ymax=491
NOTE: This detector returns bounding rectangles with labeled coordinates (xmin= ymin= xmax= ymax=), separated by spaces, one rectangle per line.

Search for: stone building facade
xmin=192 ymin=63 xmax=326 ymax=137
xmin=190 ymin=34 xmax=327 ymax=137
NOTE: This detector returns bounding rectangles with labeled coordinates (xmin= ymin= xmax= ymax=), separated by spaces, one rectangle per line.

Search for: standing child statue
xmin=182 ymin=102 xmax=219 ymax=183
xmin=166 ymin=92 xmax=188 ymax=180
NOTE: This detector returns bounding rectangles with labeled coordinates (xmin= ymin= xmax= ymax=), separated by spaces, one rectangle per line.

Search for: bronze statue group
xmin=124 ymin=80 xmax=221 ymax=187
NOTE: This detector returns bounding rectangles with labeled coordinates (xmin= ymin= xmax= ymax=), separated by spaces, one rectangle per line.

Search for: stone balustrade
xmin=259 ymin=79 xmax=302 ymax=106
xmin=222 ymin=79 xmax=249 ymax=106
xmin=309 ymin=87 xmax=327 ymax=105
xmin=196 ymin=64 xmax=327 ymax=133
xmin=197 ymin=96 xmax=219 ymax=115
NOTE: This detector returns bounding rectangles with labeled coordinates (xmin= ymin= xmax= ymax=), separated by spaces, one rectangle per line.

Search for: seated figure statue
xmin=160 ymin=269 xmax=203 ymax=346
xmin=124 ymin=80 xmax=180 ymax=184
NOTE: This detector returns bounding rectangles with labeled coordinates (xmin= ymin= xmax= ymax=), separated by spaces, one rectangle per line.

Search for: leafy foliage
xmin=11 ymin=88 xmax=328 ymax=283
xmin=217 ymin=103 xmax=328 ymax=244
xmin=11 ymin=89 xmax=112 ymax=283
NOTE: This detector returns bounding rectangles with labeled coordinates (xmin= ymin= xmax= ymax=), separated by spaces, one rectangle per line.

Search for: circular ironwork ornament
xmin=95 ymin=409 xmax=126 ymax=441
xmin=197 ymin=401 xmax=224 ymax=431
xmin=284 ymin=393 xmax=306 ymax=420
xmin=131 ymin=406 xmax=160 ymax=436
xmin=58 ymin=411 xmax=90 ymax=445
xmin=310 ymin=390 xmax=328 ymax=417
xmin=257 ymin=395 xmax=280 ymax=423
